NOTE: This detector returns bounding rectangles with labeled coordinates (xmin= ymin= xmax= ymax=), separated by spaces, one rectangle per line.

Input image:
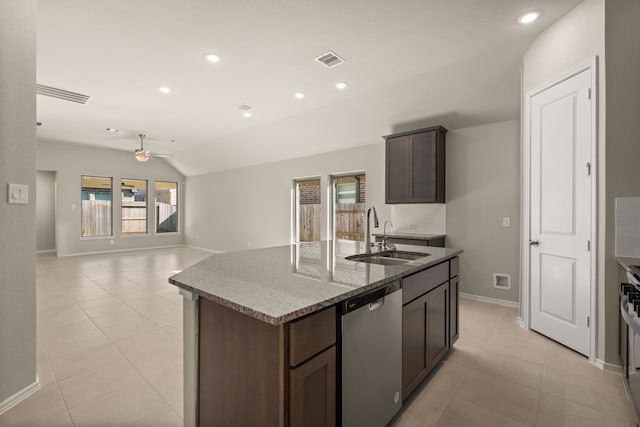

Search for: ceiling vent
xmin=36 ymin=84 xmax=90 ymax=104
xmin=315 ymin=51 xmax=345 ymax=68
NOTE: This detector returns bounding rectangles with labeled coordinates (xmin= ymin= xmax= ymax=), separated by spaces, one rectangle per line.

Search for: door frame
xmin=520 ymin=57 xmax=598 ymax=361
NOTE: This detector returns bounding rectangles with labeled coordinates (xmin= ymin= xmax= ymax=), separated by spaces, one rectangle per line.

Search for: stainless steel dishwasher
xmin=341 ymin=281 xmax=402 ymax=427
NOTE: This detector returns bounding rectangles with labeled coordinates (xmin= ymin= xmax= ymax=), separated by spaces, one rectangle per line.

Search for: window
xmin=332 ymin=173 xmax=366 ymax=241
xmin=81 ymin=176 xmax=113 ymax=237
xmin=121 ymin=179 xmax=148 ymax=235
xmin=294 ymin=178 xmax=321 ymax=242
xmin=155 ymin=181 xmax=178 ymax=233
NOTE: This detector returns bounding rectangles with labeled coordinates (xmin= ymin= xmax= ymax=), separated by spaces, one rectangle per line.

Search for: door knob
xmin=529 ymin=240 xmax=540 ymax=246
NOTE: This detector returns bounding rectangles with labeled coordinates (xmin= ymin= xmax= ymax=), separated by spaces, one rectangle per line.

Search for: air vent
xmin=315 ymin=51 xmax=345 ymax=68
xmin=493 ymin=273 xmax=512 ymax=290
xmin=237 ymin=105 xmax=252 ymax=111
xmin=36 ymin=84 xmax=90 ymax=104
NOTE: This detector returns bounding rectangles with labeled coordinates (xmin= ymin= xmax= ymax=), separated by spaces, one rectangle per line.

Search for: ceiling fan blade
xmin=149 ymin=153 xmax=172 ymax=158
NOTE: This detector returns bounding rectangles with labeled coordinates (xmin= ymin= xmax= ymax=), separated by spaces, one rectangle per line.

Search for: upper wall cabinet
xmin=384 ymin=126 xmax=447 ymax=204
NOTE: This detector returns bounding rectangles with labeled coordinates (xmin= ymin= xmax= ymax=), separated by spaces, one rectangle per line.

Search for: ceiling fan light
xmin=135 ymin=150 xmax=150 ymax=162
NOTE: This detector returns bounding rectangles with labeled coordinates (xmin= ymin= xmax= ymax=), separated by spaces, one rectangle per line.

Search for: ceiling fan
xmin=133 ymin=133 xmax=172 ymax=162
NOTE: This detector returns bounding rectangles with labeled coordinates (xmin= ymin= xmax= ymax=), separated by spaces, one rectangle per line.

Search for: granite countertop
xmin=169 ymin=240 xmax=462 ymax=325
xmin=371 ymin=232 xmax=445 ymax=241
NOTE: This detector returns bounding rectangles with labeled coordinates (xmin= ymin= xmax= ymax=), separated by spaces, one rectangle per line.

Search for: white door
xmin=529 ymin=68 xmax=593 ymax=356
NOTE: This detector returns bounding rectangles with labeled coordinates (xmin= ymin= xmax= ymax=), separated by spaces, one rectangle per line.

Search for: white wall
xmin=36 ymin=171 xmax=56 ymax=252
xmin=37 ymin=141 xmax=186 ymax=256
xmin=446 ymin=120 xmax=521 ymax=303
xmin=0 ymin=0 xmax=37 ymax=406
xmin=522 ymin=0 xmax=607 ymax=359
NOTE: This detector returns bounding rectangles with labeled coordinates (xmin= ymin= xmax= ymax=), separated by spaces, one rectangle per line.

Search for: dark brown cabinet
xmin=385 ymin=126 xmax=447 ymax=204
xmin=401 ymin=258 xmax=458 ymax=400
xmin=290 ymin=346 xmax=336 ymax=427
xmin=449 ymin=257 xmax=459 ymax=345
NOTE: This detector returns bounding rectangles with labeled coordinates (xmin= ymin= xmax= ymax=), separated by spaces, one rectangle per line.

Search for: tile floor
xmin=0 ymin=247 xmax=636 ymax=426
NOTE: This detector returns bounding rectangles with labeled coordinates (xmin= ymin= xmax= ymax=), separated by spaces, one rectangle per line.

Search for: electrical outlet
xmin=502 ymin=217 xmax=511 ymax=228
xmin=408 ymin=224 xmax=417 ymax=230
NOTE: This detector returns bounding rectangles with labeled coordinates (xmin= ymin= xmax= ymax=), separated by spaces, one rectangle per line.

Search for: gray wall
xmin=522 ymin=0 xmax=607 ymax=361
xmin=185 ymin=121 xmax=522 ymax=305
xmin=37 ymin=141 xmax=186 ymax=256
xmin=446 ymin=121 xmax=521 ymax=303
xmin=36 ymin=171 xmax=56 ymax=252
xmin=0 ymin=0 xmax=37 ymax=405
xmin=604 ymin=0 xmax=640 ymax=365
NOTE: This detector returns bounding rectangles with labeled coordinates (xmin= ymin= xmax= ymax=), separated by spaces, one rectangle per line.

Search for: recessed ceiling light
xmin=295 ymin=92 xmax=305 ymax=99
xmin=158 ymin=86 xmax=171 ymax=94
xmin=105 ymin=128 xmax=119 ymax=132
xmin=335 ymin=82 xmax=347 ymax=90
xmin=243 ymin=112 xmax=252 ymax=118
xmin=517 ymin=11 xmax=540 ymax=24
xmin=205 ymin=54 xmax=220 ymax=63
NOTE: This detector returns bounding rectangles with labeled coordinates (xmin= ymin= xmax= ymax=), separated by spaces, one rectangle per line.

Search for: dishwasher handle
xmin=341 ymin=281 xmax=400 ymax=314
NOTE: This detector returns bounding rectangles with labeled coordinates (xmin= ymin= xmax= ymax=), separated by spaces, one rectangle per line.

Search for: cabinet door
xmin=411 ymin=132 xmax=437 ymax=202
xmin=450 ymin=277 xmax=459 ymax=345
xmin=426 ymin=283 xmax=449 ymax=371
xmin=402 ymin=294 xmax=428 ymax=399
xmin=290 ymin=346 xmax=336 ymax=427
xmin=386 ymin=136 xmax=411 ymax=203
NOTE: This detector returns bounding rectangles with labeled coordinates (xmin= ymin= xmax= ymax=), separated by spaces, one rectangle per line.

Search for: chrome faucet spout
xmin=365 ymin=206 xmax=379 ymax=254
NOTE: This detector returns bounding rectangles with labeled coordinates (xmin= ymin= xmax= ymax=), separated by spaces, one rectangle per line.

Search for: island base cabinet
xmin=290 ymin=346 xmax=336 ymax=427
xmin=402 ymin=281 xmax=450 ymax=400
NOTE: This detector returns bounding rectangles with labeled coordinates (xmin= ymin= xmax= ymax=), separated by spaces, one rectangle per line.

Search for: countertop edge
xmin=170 ymin=249 xmax=462 ymax=325
xmin=617 ymin=256 xmax=640 ymax=275
xmin=371 ymin=233 xmax=445 ymax=240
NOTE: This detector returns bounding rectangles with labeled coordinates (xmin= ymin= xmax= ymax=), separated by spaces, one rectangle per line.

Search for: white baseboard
xmin=185 ymin=245 xmax=223 ymax=254
xmin=36 ymin=249 xmax=56 ymax=254
xmin=593 ymin=358 xmax=623 ymax=373
xmin=0 ymin=377 xmax=41 ymax=416
xmin=57 ymin=244 xmax=186 ymax=257
xmin=459 ymin=292 xmax=520 ymax=308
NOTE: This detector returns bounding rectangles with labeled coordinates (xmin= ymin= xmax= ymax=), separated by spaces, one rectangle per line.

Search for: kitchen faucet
xmin=365 ymin=206 xmax=379 ymax=254
xmin=383 ymin=220 xmax=396 ymax=250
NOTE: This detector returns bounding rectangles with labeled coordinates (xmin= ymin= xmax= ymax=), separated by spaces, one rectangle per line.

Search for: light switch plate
xmin=8 ymin=183 xmax=29 ymax=204
xmin=502 ymin=217 xmax=511 ymax=227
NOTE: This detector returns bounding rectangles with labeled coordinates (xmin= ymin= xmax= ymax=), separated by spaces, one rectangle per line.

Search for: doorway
xmin=522 ymin=60 xmax=597 ymax=358
xmin=36 ymin=170 xmax=56 ymax=253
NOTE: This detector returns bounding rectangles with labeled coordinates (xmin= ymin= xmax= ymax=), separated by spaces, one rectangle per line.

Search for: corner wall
xmin=522 ymin=0 xmax=606 ymax=359
xmin=604 ymin=0 xmax=640 ymax=365
xmin=37 ymin=141 xmax=186 ymax=256
xmin=0 ymin=0 xmax=37 ymax=406
xmin=446 ymin=120 xmax=521 ymax=303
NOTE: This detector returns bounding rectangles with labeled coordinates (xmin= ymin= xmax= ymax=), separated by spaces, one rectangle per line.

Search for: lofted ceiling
xmin=36 ymin=0 xmax=582 ymax=176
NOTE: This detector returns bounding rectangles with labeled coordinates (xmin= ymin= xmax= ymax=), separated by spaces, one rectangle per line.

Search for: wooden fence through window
xmin=298 ymin=202 xmax=365 ymax=242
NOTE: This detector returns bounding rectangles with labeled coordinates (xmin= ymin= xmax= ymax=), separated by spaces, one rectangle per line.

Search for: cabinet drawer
xmin=450 ymin=257 xmax=459 ymax=278
xmin=290 ymin=306 xmax=336 ymax=367
xmin=402 ymin=262 xmax=449 ymax=305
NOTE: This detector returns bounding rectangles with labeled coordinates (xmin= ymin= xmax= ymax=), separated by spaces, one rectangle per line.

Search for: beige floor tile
xmin=163 ymin=323 xmax=183 ymax=341
xmin=68 ymin=381 xmax=166 ymax=427
xmin=433 ymin=396 xmax=528 ymax=427
xmin=114 ymin=328 xmax=177 ymax=358
xmin=39 ymin=330 xmax=110 ymax=360
xmin=27 ymin=410 xmax=73 ymax=427
xmin=455 ymin=370 xmax=539 ymax=426
xmin=390 ymin=410 xmax=422 ymax=427
xmin=482 ymin=333 xmax=547 ymax=366
xmin=0 ymin=384 xmax=67 ymax=427
xmin=90 ymin=310 xmax=145 ymax=329
xmin=470 ymin=347 xmax=545 ymax=390
xmin=128 ymin=406 xmax=183 ymax=427
xmin=536 ymin=392 xmax=610 ymax=427
xmin=146 ymin=363 xmax=183 ymax=405
xmin=99 ymin=318 xmax=159 ymax=341
xmin=58 ymin=359 xmax=143 ymax=408
xmin=141 ymin=309 xmax=182 ymax=327
xmin=36 ymin=345 xmax=56 ymax=386
xmin=37 ymin=317 xmax=99 ymax=342
xmin=128 ymin=341 xmax=182 ymax=379
xmin=48 ymin=342 xmax=127 ymax=380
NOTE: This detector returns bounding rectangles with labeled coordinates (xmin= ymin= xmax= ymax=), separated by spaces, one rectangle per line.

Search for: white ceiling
xmin=36 ymin=0 xmax=582 ymax=176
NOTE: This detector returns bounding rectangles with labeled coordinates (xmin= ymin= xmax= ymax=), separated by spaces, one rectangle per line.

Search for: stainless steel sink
xmin=346 ymin=250 xmax=430 ymax=265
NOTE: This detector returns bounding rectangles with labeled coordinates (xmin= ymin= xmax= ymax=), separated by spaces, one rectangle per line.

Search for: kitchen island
xmin=170 ymin=240 xmax=462 ymax=427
